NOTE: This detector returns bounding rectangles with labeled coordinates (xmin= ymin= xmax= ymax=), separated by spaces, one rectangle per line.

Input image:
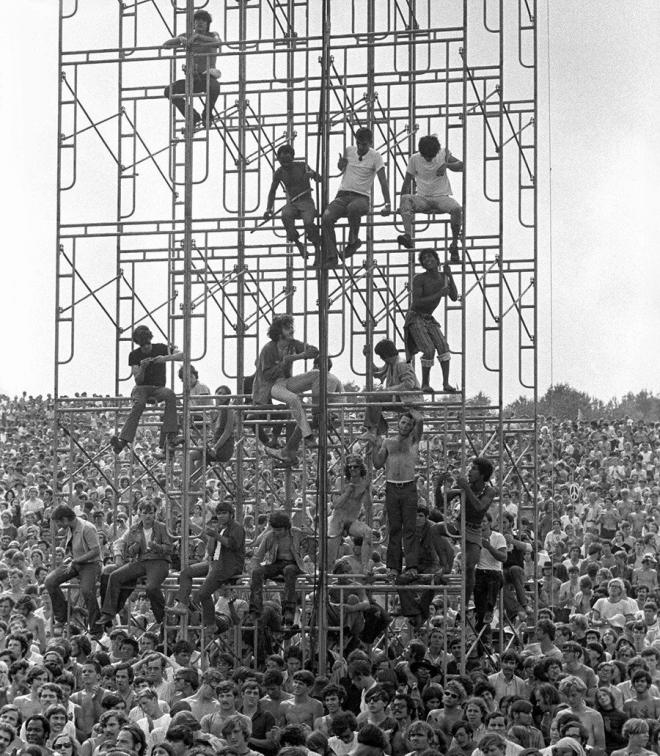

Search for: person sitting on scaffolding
xmin=396 ymin=135 xmax=464 ymax=263
xmin=405 ymin=248 xmax=459 ymax=394
xmin=327 ymin=454 xmax=373 ymax=571
xmin=170 ymin=498 xmax=245 ymax=634
xmin=321 ymin=127 xmax=392 ymax=267
xmin=251 ymin=314 xmax=319 ymax=465
xmin=263 ymin=144 xmax=322 ymax=262
xmin=162 ymin=10 xmax=222 ymax=130
xmin=247 ymin=511 xmax=305 ymax=628
xmin=110 ymin=325 xmax=183 ymax=459
xmin=360 ymin=338 xmax=421 ymax=438
xmin=189 ymin=385 xmax=235 ymax=488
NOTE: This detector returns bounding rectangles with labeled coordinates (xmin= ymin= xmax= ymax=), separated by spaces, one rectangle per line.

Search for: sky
xmin=0 ymin=1 xmax=659 ymax=403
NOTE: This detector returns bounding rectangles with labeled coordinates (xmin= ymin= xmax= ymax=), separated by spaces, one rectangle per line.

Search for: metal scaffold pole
xmin=315 ymin=0 xmax=333 ymax=678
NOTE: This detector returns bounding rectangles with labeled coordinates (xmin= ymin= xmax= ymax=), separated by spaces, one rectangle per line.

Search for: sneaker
xmin=110 ymin=436 xmax=126 ymax=455
xmin=421 ymin=384 xmax=435 ymax=394
xmin=397 ymin=233 xmax=414 ymax=249
xmin=442 ymin=384 xmax=460 ymax=394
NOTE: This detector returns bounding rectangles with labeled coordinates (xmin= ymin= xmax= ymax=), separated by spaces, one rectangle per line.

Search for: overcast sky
xmin=1 ymin=1 xmax=658 ymax=402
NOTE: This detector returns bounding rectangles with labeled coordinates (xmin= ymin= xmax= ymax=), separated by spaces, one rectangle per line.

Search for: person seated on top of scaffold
xmin=397 ymin=135 xmax=464 ymax=263
xmin=169 ymin=498 xmax=245 ymax=633
xmin=322 ymin=127 xmax=392 ymax=267
xmin=266 ymin=355 xmax=343 ymax=466
xmin=110 ymin=325 xmax=183 ymax=459
xmin=263 ymin=144 xmax=322 ymax=262
xmin=162 ymin=10 xmax=222 ymax=131
xmin=327 ymin=453 xmax=373 ymax=571
xmin=359 ymin=338 xmax=421 ymax=438
xmin=405 ymin=248 xmax=459 ymax=394
xmin=247 ymin=511 xmax=306 ymax=628
xmin=251 ymin=314 xmax=319 ymax=465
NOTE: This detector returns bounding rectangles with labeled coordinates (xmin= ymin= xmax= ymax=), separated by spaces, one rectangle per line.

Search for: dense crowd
xmin=1 ymin=388 xmax=660 ymax=756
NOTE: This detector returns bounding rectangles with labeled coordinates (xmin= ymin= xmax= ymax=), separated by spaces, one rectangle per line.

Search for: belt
xmin=386 ymin=480 xmax=415 ymax=487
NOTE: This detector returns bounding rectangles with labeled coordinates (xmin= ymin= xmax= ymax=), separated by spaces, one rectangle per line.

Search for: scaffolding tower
xmin=54 ymin=0 xmax=538 ymax=667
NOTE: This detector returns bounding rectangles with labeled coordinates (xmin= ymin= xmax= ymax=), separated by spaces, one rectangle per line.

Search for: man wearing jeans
xmin=248 ymin=512 xmax=305 ymax=627
xmin=251 ymin=314 xmax=319 ymax=465
xmin=321 ymin=127 xmax=391 ymax=267
xmin=110 ymin=325 xmax=183 ymax=458
xmin=367 ymin=411 xmax=423 ymax=580
xmin=170 ymin=499 xmax=245 ymax=631
xmin=97 ymin=500 xmax=173 ymax=629
xmin=44 ymin=505 xmax=101 ymax=631
xmin=454 ymin=457 xmax=496 ymax=609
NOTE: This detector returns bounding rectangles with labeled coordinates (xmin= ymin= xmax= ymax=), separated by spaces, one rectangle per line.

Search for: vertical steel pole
xmin=235 ymin=0 xmax=247 ymax=521
xmin=180 ymin=0 xmax=195 ymax=567
xmin=315 ymin=0 xmax=332 ymax=676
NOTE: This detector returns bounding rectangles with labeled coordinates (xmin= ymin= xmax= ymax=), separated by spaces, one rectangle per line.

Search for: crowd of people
xmin=1 ymin=384 xmax=660 ymax=756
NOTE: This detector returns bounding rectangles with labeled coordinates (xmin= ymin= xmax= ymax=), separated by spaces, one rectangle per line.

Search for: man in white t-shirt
xmin=397 ymin=135 xmax=464 ymax=262
xmin=473 ymin=513 xmax=506 ymax=649
xmin=321 ymin=127 xmax=391 ymax=267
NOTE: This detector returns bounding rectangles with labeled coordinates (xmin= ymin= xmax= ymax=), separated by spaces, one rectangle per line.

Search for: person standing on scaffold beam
xmin=405 ymin=248 xmax=459 ymax=394
xmin=396 ymin=135 xmax=464 ymax=263
xmin=162 ymin=10 xmax=222 ymax=131
xmin=322 ymin=127 xmax=392 ymax=267
xmin=263 ymin=143 xmax=322 ymax=263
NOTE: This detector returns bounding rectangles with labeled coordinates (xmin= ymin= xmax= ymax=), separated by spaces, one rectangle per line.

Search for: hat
xmin=170 ymin=711 xmax=202 ymax=731
xmin=642 ymin=554 xmax=657 ymax=563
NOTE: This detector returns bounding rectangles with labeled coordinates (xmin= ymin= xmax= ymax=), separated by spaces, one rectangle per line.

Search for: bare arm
xmin=377 ymin=167 xmax=391 ymax=209
xmin=446 ymin=154 xmax=464 ymax=172
xmin=399 ymin=171 xmax=414 ymax=197
xmin=371 ymin=438 xmax=388 ymax=469
xmin=265 ymin=170 xmax=282 ymax=214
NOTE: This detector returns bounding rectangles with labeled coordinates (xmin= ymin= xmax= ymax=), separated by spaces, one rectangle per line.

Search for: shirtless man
xmin=264 ymin=143 xmax=321 ymax=261
xmin=327 ymin=454 xmax=372 ymax=569
xmin=368 ymin=411 xmax=423 ymax=579
xmin=557 ymin=676 xmax=605 ymax=756
xmin=622 ymin=669 xmax=660 ymax=719
xmin=404 ymin=249 xmax=458 ymax=393
xmin=279 ymin=670 xmax=323 ymax=729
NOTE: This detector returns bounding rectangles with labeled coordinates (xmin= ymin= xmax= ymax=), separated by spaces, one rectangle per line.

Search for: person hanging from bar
xmin=397 ymin=135 xmax=464 ymax=263
xmin=263 ymin=144 xmax=322 ymax=262
xmin=162 ymin=10 xmax=222 ymax=130
xmin=251 ymin=314 xmax=319 ymax=465
xmin=321 ymin=127 xmax=391 ymax=267
xmin=110 ymin=325 xmax=183 ymax=459
xmin=404 ymin=248 xmax=459 ymax=394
